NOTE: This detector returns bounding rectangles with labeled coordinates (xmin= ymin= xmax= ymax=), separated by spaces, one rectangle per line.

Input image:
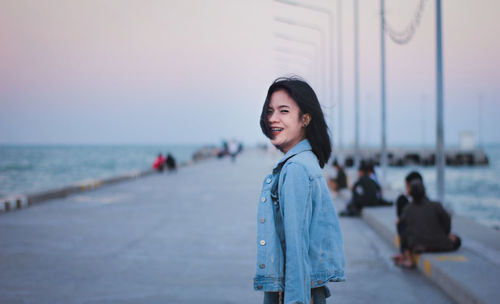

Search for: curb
xmin=361 ymin=207 xmax=500 ymax=304
xmin=1 ymin=159 xmax=196 ymax=214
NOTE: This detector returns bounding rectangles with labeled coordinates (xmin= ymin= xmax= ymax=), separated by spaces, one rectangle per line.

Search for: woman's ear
xmin=303 ymin=113 xmax=312 ymax=127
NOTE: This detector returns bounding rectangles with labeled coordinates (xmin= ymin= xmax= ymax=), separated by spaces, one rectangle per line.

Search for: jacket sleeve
xmin=280 ymin=163 xmax=312 ymax=304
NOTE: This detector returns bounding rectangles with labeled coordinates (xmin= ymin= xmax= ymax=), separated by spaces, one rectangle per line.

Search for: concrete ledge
xmin=1 ymin=162 xmax=195 ymax=214
xmin=362 ymin=206 xmax=500 ymax=304
xmin=1 ymin=169 xmax=158 ymax=214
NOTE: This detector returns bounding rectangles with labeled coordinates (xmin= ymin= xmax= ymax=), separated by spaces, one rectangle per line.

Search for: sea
xmin=0 ymin=144 xmax=499 ymax=229
xmin=0 ymin=144 xmax=203 ymax=197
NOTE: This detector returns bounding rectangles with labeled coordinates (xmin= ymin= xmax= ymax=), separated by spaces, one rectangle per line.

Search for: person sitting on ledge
xmin=339 ymin=162 xmax=392 ymax=217
xmin=395 ymin=179 xmax=461 ymax=268
xmin=392 ymin=171 xmax=424 ymax=262
xmin=328 ymin=159 xmax=348 ymax=192
xmin=152 ymin=153 xmax=165 ymax=172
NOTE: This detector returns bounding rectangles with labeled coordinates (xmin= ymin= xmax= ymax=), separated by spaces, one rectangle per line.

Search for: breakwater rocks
xmin=341 ymin=147 xmax=489 ymax=167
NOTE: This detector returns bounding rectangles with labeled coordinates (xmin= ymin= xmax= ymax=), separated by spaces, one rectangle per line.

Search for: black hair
xmin=260 ymin=77 xmax=331 ymax=168
xmin=405 ymin=171 xmax=423 ymax=184
xmin=358 ymin=160 xmax=371 ymax=174
xmin=409 ymin=179 xmax=426 ymax=202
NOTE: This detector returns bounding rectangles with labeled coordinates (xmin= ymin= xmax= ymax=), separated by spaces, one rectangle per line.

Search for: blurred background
xmin=1 ymin=0 xmax=499 ymax=226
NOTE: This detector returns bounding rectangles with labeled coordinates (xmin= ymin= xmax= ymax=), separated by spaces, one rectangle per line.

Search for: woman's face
xmin=267 ymin=90 xmax=309 ymax=154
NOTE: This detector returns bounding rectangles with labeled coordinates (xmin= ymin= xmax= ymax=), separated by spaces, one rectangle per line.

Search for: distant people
xmin=395 ymin=180 xmax=461 ymax=268
xmin=227 ymin=139 xmax=239 ymax=163
xmin=366 ymin=162 xmax=392 ymax=206
xmin=152 ymin=153 xmax=165 ymax=172
xmin=328 ymin=160 xmax=348 ymax=192
xmin=339 ymin=162 xmax=392 ymax=217
xmin=165 ymin=153 xmax=177 ymax=172
xmin=217 ymin=140 xmax=229 ymax=158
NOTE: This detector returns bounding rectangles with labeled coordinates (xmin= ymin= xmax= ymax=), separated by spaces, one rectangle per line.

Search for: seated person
xmin=339 ymin=162 xmax=392 ymax=217
xmin=152 ymin=153 xmax=165 ymax=172
xmin=366 ymin=162 xmax=392 ymax=206
xmin=165 ymin=153 xmax=177 ymax=172
xmin=328 ymin=160 xmax=348 ymax=192
xmin=396 ymin=180 xmax=461 ymax=268
xmin=393 ymin=171 xmax=424 ymax=261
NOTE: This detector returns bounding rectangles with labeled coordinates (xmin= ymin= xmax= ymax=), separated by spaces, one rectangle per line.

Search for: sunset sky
xmin=1 ymin=0 xmax=499 ymax=147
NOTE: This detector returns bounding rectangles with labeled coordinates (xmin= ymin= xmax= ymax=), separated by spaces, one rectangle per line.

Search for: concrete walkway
xmin=0 ymin=150 xmax=452 ymax=303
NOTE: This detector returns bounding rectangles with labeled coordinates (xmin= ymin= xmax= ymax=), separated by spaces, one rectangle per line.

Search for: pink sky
xmin=1 ymin=0 xmax=499 ymax=146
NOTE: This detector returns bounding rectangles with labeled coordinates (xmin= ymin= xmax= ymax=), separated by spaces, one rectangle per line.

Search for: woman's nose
xmin=268 ymin=111 xmax=278 ymax=122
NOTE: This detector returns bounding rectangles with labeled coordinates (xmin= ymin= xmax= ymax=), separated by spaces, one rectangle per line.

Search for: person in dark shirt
xmin=328 ymin=160 xmax=348 ymax=192
xmin=396 ymin=180 xmax=461 ymax=268
xmin=165 ymin=153 xmax=177 ymax=172
xmin=339 ymin=162 xmax=390 ymax=217
xmin=396 ymin=171 xmax=423 ymax=218
xmin=393 ymin=171 xmax=423 ymax=262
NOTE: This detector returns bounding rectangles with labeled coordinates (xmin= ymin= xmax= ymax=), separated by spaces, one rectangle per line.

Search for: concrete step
xmin=361 ymin=206 xmax=500 ymax=304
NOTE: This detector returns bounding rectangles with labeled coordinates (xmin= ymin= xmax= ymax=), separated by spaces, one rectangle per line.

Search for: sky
xmin=0 ymin=0 xmax=499 ymax=147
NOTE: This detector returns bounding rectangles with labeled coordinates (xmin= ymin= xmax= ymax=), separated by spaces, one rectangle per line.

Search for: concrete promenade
xmin=0 ymin=150 xmax=452 ymax=303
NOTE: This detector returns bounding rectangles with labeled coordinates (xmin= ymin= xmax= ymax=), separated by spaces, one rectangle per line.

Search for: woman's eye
xmin=280 ymin=109 xmax=289 ymax=113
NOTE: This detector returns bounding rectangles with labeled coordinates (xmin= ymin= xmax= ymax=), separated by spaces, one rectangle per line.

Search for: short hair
xmin=405 ymin=171 xmax=423 ymax=184
xmin=260 ymin=77 xmax=331 ymax=168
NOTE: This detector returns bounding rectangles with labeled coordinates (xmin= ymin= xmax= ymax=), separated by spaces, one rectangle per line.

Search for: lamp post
xmin=435 ymin=0 xmax=445 ymax=204
xmin=337 ymin=0 xmax=344 ymax=164
xmin=380 ymin=0 xmax=387 ymax=182
xmin=354 ymin=0 xmax=360 ymax=168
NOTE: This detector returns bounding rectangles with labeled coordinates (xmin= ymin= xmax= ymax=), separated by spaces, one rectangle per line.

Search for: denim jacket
xmin=254 ymin=140 xmax=345 ymax=304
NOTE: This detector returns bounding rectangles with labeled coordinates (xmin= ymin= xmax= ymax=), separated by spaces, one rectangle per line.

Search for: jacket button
xmin=266 ymin=178 xmax=272 ymax=183
xmin=261 ymin=197 xmax=266 ymax=203
xmin=260 ymin=240 xmax=266 ymax=246
xmin=259 ymin=264 xmax=265 ymax=269
xmin=260 ymin=218 xmax=265 ymax=223
xmin=318 ymin=280 xmax=323 ymax=284
xmin=257 ymin=285 xmax=263 ymax=290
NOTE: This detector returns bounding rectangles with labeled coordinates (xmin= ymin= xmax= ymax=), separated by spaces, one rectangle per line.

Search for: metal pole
xmin=436 ymin=0 xmax=445 ymax=203
xmin=354 ymin=0 xmax=360 ymax=168
xmin=380 ymin=0 xmax=387 ymax=182
xmin=329 ymin=10 xmax=335 ymax=155
xmin=337 ymin=0 xmax=344 ymax=164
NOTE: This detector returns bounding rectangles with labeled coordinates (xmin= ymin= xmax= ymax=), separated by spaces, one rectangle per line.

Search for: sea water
xmin=0 ymin=144 xmax=203 ymax=197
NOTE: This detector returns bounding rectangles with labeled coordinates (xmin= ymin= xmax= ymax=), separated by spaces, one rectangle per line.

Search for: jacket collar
xmin=273 ymin=139 xmax=312 ymax=173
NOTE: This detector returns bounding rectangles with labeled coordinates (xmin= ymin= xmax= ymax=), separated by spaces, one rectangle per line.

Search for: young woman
xmin=254 ymin=77 xmax=345 ymax=304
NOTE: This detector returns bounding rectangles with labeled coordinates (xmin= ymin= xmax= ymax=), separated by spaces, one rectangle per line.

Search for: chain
xmin=384 ymin=0 xmax=427 ymax=45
